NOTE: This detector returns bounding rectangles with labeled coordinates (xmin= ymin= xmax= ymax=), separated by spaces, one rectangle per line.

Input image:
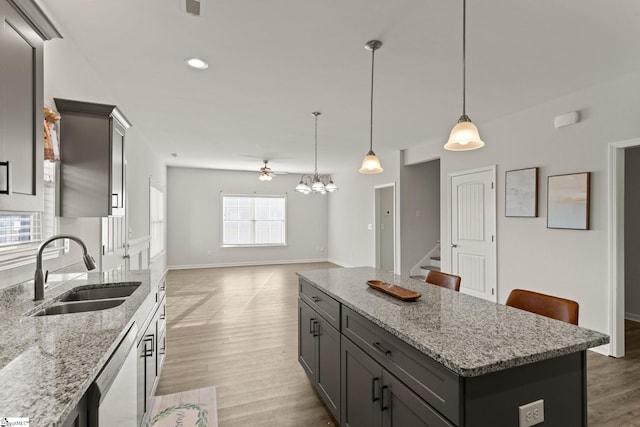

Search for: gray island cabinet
xmin=297 ymin=267 xmax=609 ymax=427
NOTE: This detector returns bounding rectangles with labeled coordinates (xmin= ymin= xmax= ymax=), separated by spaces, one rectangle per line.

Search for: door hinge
xmin=491 ymin=182 xmax=494 ymax=189
xmin=492 ymin=288 xmax=495 ymax=296
xmin=491 ymin=235 xmax=494 ymax=242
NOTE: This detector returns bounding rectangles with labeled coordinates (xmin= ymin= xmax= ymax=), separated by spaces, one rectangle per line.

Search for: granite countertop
xmin=0 ymin=268 xmax=161 ymax=426
xmin=297 ymin=267 xmax=609 ymax=377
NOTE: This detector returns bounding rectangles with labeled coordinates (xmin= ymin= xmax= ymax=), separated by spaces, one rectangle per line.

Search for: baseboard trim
xmin=588 ymin=343 xmax=610 ymax=356
xmin=625 ymin=312 xmax=640 ymax=322
xmin=169 ymin=258 xmax=330 ymax=270
xmin=327 ymin=258 xmax=355 ymax=268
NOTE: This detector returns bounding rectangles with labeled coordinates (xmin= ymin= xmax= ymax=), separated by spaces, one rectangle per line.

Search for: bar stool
xmin=424 ymin=270 xmax=461 ymax=292
xmin=506 ymin=289 xmax=579 ymax=325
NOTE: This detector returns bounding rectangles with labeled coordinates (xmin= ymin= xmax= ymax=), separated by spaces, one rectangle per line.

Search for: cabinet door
xmin=0 ymin=1 xmax=44 ymax=211
xmin=382 ymin=372 xmax=454 ymax=427
xmin=341 ymin=336 xmax=383 ymax=427
xmin=137 ymin=336 xmax=148 ymax=426
xmin=298 ymin=300 xmax=316 ymax=380
xmin=316 ymin=318 xmax=340 ymax=421
xmin=110 ymin=118 xmax=125 ymax=215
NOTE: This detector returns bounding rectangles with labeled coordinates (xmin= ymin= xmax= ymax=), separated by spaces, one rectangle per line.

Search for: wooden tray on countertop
xmin=366 ymin=280 xmax=421 ymax=302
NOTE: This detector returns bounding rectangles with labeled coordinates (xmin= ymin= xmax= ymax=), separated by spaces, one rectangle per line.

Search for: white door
xmin=450 ymin=167 xmax=496 ymax=302
xmin=101 ymin=215 xmax=128 ymax=274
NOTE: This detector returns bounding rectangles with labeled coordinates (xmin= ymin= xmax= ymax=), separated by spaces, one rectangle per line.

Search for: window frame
xmin=221 ymin=193 xmax=287 ymax=248
xmin=149 ymin=179 xmax=165 ymax=261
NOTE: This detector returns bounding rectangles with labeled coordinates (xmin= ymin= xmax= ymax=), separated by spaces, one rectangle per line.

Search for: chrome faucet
xmin=34 ymin=234 xmax=96 ymax=301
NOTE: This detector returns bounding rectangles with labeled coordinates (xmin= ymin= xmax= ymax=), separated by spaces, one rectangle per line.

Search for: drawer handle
xmin=309 ymin=318 xmax=316 ymax=334
xmin=311 ymin=296 xmax=321 ymax=302
xmin=373 ymin=341 xmax=392 ymax=357
xmin=312 ymin=320 xmax=320 ymax=337
xmin=381 ymin=385 xmax=389 ymax=411
xmin=371 ymin=377 xmax=380 ymax=403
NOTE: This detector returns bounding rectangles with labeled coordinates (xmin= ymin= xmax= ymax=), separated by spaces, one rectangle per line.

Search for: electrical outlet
xmin=519 ymin=399 xmax=544 ymax=427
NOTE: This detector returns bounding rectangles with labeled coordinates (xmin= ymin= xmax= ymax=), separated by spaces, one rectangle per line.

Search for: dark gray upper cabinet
xmin=0 ymin=0 xmax=59 ymax=212
xmin=54 ymin=98 xmax=132 ymax=217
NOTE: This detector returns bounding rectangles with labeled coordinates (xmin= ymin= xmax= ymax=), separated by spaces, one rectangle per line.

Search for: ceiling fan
xmin=258 ymin=160 xmax=287 ymax=181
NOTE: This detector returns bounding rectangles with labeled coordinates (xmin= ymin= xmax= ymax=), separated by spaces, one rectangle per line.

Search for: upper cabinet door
xmin=0 ymin=1 xmax=46 ymax=212
xmin=55 ymin=98 xmax=132 ymax=217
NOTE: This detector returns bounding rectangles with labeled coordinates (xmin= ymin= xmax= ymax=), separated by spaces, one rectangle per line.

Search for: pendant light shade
xmin=445 ymin=0 xmax=484 ymax=152
xmin=444 ymin=115 xmax=484 ymax=151
xmin=359 ymin=151 xmax=383 ymax=174
xmin=359 ymin=40 xmax=384 ymax=174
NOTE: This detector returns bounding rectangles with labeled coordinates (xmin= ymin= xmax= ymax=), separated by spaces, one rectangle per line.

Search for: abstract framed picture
xmin=547 ymin=172 xmax=590 ymax=230
xmin=505 ymin=167 xmax=538 ymax=217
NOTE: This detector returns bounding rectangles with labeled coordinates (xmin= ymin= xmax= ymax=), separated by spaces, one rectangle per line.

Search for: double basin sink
xmin=31 ymin=282 xmax=141 ymax=316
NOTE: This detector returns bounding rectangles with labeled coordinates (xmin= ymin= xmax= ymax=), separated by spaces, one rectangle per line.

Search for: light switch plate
xmin=519 ymin=399 xmax=544 ymax=427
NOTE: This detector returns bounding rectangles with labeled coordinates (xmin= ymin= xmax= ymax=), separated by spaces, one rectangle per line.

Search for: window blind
xmin=222 ymin=195 xmax=286 ymax=246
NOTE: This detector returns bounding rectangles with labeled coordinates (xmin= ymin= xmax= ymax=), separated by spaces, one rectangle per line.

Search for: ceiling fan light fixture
xmin=259 ymin=172 xmax=272 ymax=181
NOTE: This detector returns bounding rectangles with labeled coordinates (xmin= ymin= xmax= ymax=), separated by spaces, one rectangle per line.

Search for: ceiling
xmin=42 ymin=0 xmax=640 ymax=175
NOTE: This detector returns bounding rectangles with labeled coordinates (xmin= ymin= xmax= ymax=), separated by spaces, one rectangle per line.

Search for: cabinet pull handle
xmin=381 ymin=385 xmax=389 ymax=412
xmin=312 ymin=320 xmax=320 ymax=337
xmin=143 ymin=335 xmax=154 ymax=357
xmin=371 ymin=377 xmax=380 ymax=403
xmin=309 ymin=318 xmax=316 ymax=334
xmin=311 ymin=296 xmax=320 ymax=302
xmin=373 ymin=342 xmax=392 ymax=357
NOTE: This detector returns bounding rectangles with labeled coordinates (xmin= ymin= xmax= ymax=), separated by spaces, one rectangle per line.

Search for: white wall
xmin=167 ymin=167 xmax=328 ymax=269
xmin=327 ymin=151 xmax=401 ymax=268
xmin=400 ymin=158 xmax=440 ymax=277
xmin=625 ymin=146 xmax=640 ymax=320
xmin=401 ymin=72 xmax=640 ymax=335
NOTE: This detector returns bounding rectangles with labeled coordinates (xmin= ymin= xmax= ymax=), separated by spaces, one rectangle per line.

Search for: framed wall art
xmin=505 ymin=167 xmax=538 ymax=217
xmin=547 ymin=172 xmax=590 ymax=230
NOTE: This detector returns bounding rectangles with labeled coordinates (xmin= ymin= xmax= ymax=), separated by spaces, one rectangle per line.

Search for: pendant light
xmin=359 ymin=40 xmax=384 ymax=174
xmin=295 ymin=112 xmax=338 ymax=195
xmin=444 ymin=0 xmax=485 ymax=151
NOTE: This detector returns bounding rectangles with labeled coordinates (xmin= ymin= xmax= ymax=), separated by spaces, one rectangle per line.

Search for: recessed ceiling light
xmin=186 ymin=58 xmax=208 ymax=69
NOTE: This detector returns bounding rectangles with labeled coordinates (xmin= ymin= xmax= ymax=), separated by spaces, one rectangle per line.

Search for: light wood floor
xmin=156 ymin=263 xmax=640 ymax=426
xmin=587 ymin=319 xmax=640 ymax=426
xmin=155 ymin=262 xmax=338 ymax=427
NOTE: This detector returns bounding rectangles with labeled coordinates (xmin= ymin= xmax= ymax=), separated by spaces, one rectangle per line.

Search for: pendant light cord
xmin=314 ymin=113 xmax=318 ymax=174
xmin=462 ymin=0 xmax=466 ymax=116
xmin=369 ymin=46 xmax=376 ymax=152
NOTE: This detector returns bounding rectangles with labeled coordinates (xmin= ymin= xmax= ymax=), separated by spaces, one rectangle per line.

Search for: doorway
xmin=608 ymin=137 xmax=640 ymax=357
xmin=375 ymin=184 xmax=396 ymax=273
xmin=449 ymin=166 xmax=497 ymax=302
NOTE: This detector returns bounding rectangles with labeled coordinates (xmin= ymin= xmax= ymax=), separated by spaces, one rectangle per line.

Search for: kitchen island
xmin=297 ymin=267 xmax=609 ymax=427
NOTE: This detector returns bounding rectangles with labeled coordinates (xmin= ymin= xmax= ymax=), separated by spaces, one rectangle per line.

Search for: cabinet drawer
xmin=342 ymin=307 xmax=460 ymax=425
xmin=299 ymin=279 xmax=340 ymax=330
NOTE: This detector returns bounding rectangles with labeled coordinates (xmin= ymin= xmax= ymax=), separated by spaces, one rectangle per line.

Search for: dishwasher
xmin=87 ymin=322 xmax=139 ymax=427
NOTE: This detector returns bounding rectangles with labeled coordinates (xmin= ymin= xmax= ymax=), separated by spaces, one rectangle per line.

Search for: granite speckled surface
xmin=0 ymin=268 xmax=162 ymax=426
xmin=297 ymin=267 xmax=609 ymax=377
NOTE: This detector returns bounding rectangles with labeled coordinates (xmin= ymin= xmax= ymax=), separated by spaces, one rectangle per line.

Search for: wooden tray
xmin=366 ymin=280 xmax=421 ymax=302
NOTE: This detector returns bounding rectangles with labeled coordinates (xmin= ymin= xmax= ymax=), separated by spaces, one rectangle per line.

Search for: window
xmin=150 ymin=183 xmax=164 ymax=259
xmin=0 ymin=161 xmax=61 ymax=269
xmin=222 ymin=195 xmax=286 ymax=246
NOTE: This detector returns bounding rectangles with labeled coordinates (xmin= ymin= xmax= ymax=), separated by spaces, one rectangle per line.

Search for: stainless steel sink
xmin=33 ymin=299 xmax=126 ymax=316
xmin=60 ymin=282 xmax=141 ymax=302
